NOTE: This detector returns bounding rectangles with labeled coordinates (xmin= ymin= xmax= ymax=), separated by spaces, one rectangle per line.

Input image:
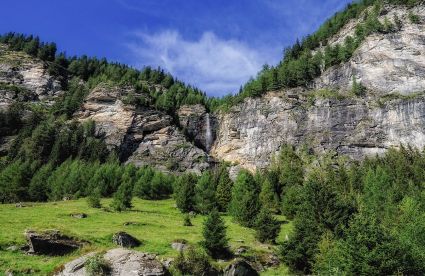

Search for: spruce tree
xmin=255 ymin=208 xmax=281 ymax=243
xmin=201 ymin=209 xmax=229 ymax=258
xmin=175 ymin=173 xmax=197 ymax=213
xmin=259 ymin=178 xmax=280 ymax=213
xmin=110 ymin=174 xmax=133 ymax=212
xmin=229 ymin=170 xmax=260 ymax=227
xmin=215 ymin=167 xmax=233 ymax=212
xmin=195 ymin=172 xmax=217 ymax=214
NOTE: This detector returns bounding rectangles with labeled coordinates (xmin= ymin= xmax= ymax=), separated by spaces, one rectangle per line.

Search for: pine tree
xmin=110 ymin=174 xmax=133 ymax=212
xmin=255 ymin=208 xmax=281 ymax=243
xmin=195 ymin=172 xmax=217 ymax=214
xmin=259 ymin=178 xmax=280 ymax=213
xmin=175 ymin=173 xmax=197 ymax=213
xmin=215 ymin=167 xmax=233 ymax=212
xmin=201 ymin=209 xmax=229 ymax=258
xmin=229 ymin=170 xmax=260 ymax=227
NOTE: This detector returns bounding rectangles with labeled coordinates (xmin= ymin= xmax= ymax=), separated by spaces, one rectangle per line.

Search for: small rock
xmin=263 ymin=253 xmax=280 ymax=267
xmin=223 ymin=259 xmax=259 ymax=276
xmin=112 ymin=232 xmax=141 ymax=248
xmin=235 ymin=240 xmax=245 ymax=243
xmin=234 ymin=246 xmax=248 ymax=255
xmin=171 ymin=242 xmax=187 ymax=252
xmin=5 ymin=269 xmax=13 ymax=276
xmin=162 ymin=258 xmax=173 ymax=269
xmin=70 ymin=213 xmax=87 ymax=219
xmin=6 ymin=245 xmax=20 ymax=252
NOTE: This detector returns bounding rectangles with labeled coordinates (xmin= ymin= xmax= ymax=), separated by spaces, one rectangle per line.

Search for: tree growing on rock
xmin=201 ymin=209 xmax=229 ymax=258
xmin=229 ymin=170 xmax=260 ymax=227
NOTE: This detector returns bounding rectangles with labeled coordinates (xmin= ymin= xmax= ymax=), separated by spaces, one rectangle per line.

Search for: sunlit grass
xmin=0 ymin=198 xmax=293 ymax=275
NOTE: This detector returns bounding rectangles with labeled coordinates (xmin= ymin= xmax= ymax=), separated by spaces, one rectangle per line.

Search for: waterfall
xmin=205 ymin=113 xmax=213 ymax=152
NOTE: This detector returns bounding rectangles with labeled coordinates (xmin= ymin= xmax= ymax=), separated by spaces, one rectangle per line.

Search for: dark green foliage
xmin=0 ymin=160 xmax=36 ymax=203
xmin=352 ymin=75 xmax=366 ymax=96
xmin=110 ymin=173 xmax=134 ymax=212
xmin=201 ymin=209 xmax=229 ymax=258
xmin=254 ymin=208 xmax=281 ymax=244
xmin=174 ymin=173 xmax=197 ymax=213
xmin=28 ymin=163 xmax=53 ymax=202
xmin=195 ymin=171 xmax=217 ymax=214
xmin=87 ymin=187 xmax=102 ymax=208
xmin=172 ymin=247 xmax=214 ymax=275
xmin=409 ymin=11 xmax=420 ymax=24
xmin=214 ymin=165 xmax=233 ymax=212
xmin=183 ymin=214 xmax=193 ymax=226
xmin=229 ymin=170 xmax=260 ymax=227
xmin=133 ymin=167 xmax=173 ymax=200
xmin=259 ymin=177 xmax=280 ymax=213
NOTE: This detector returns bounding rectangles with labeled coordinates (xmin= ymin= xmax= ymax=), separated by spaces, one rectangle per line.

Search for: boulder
xmin=234 ymin=246 xmax=248 ymax=256
xmin=223 ymin=260 xmax=259 ymax=276
xmin=25 ymin=230 xmax=84 ymax=256
xmin=56 ymin=248 xmax=167 ymax=276
xmin=112 ymin=232 xmax=141 ymax=248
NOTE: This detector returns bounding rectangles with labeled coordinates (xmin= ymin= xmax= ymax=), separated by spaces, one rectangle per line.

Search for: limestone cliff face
xmin=0 ymin=44 xmax=62 ymax=110
xmin=212 ymin=93 xmax=425 ymax=171
xmin=76 ymin=84 xmax=209 ymax=174
xmin=212 ymin=5 xmax=425 ymax=171
xmin=314 ymin=5 xmax=425 ymax=95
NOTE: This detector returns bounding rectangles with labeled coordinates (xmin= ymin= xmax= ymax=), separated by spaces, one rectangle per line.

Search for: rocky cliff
xmin=76 ymin=84 xmax=210 ymax=174
xmin=211 ymin=4 xmax=425 ymax=171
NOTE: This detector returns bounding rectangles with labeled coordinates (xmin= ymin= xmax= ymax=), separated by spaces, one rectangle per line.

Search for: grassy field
xmin=0 ymin=198 xmax=293 ymax=275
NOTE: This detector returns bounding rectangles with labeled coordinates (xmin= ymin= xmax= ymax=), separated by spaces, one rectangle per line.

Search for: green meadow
xmin=0 ymin=198 xmax=292 ymax=275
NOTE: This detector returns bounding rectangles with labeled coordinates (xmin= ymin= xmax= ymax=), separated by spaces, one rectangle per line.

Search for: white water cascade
xmin=205 ymin=113 xmax=213 ymax=152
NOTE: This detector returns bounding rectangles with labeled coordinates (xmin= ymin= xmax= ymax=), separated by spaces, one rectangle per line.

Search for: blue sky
xmin=1 ymin=0 xmax=352 ymax=96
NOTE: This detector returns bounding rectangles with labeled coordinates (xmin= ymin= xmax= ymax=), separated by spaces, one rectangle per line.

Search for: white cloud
xmin=127 ymin=30 xmax=277 ymax=96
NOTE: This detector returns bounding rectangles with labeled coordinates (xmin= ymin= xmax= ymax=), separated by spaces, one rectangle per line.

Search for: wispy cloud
xmin=126 ymin=30 xmax=278 ymax=96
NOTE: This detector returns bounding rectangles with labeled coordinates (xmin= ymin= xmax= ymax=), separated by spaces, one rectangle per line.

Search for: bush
xmin=87 ymin=187 xmax=102 ymax=208
xmin=183 ymin=214 xmax=193 ymax=226
xmin=172 ymin=247 xmax=214 ymax=275
xmin=85 ymin=253 xmax=110 ymax=276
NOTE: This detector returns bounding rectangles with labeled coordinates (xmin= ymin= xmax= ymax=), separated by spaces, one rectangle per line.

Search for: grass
xmin=0 ymin=198 xmax=293 ymax=275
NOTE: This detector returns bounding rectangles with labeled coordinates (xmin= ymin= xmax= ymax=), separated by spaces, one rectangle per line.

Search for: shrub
xmin=183 ymin=214 xmax=193 ymax=226
xmin=172 ymin=247 xmax=214 ymax=275
xmin=85 ymin=254 xmax=110 ymax=276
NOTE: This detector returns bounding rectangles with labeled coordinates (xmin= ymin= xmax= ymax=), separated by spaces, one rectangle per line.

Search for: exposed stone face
xmin=57 ymin=249 xmax=167 ymax=276
xmin=212 ymin=93 xmax=425 ymax=171
xmin=314 ymin=5 xmax=425 ymax=95
xmin=178 ymin=104 xmax=218 ymax=152
xmin=76 ymin=84 xmax=209 ymax=174
xmin=0 ymin=44 xmax=62 ymax=110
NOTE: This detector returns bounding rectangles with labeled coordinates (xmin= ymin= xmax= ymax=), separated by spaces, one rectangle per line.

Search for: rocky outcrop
xmin=76 ymin=84 xmax=210 ymax=173
xmin=314 ymin=5 xmax=425 ymax=95
xmin=212 ymin=92 xmax=425 ymax=171
xmin=223 ymin=259 xmax=259 ymax=276
xmin=57 ymin=248 xmax=167 ymax=276
xmin=0 ymin=44 xmax=61 ymax=110
xmin=25 ymin=230 xmax=85 ymax=256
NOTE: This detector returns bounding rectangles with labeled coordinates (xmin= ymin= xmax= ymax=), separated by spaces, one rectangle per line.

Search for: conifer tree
xmin=87 ymin=187 xmax=102 ymax=208
xmin=259 ymin=178 xmax=280 ymax=213
xmin=201 ymin=209 xmax=229 ymax=258
xmin=195 ymin=172 xmax=217 ymax=214
xmin=215 ymin=167 xmax=233 ymax=212
xmin=110 ymin=173 xmax=133 ymax=212
xmin=255 ymin=208 xmax=281 ymax=243
xmin=229 ymin=170 xmax=260 ymax=227
xmin=175 ymin=173 xmax=197 ymax=213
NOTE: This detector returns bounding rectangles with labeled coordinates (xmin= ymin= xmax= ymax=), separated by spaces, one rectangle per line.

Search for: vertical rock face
xmin=76 ymin=84 xmax=210 ymax=174
xmin=314 ymin=5 xmax=425 ymax=95
xmin=212 ymin=93 xmax=425 ymax=171
xmin=178 ymin=104 xmax=218 ymax=152
xmin=0 ymin=44 xmax=62 ymax=110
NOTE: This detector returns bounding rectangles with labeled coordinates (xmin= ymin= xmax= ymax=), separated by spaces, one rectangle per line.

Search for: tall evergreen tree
xmin=229 ymin=170 xmax=260 ymax=227
xmin=110 ymin=173 xmax=133 ymax=212
xmin=195 ymin=172 xmax=217 ymax=214
xmin=201 ymin=209 xmax=229 ymax=258
xmin=175 ymin=173 xmax=197 ymax=213
xmin=255 ymin=208 xmax=281 ymax=243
